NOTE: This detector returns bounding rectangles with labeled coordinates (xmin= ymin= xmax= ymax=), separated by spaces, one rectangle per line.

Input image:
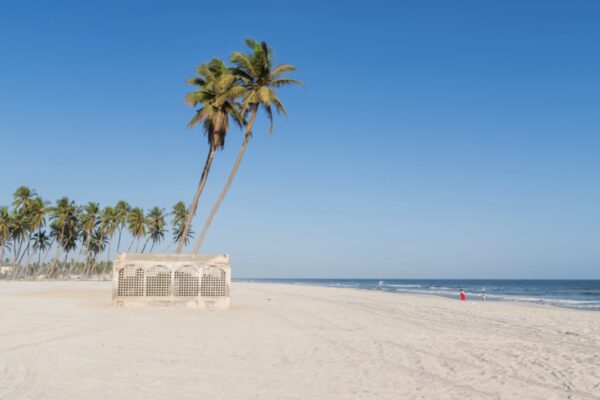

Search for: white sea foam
xmin=383 ymin=287 xmax=600 ymax=309
xmin=329 ymin=283 xmax=360 ymax=287
xmin=385 ymin=284 xmax=422 ymax=288
xmin=392 ymin=288 xmax=459 ymax=297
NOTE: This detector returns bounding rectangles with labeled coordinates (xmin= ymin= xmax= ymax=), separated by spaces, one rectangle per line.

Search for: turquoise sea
xmin=235 ymin=279 xmax=600 ymax=311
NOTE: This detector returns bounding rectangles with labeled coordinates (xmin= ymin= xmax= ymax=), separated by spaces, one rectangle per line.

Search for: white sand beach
xmin=1 ymin=281 xmax=599 ymax=400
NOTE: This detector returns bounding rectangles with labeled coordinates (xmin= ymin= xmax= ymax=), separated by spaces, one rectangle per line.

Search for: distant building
xmin=0 ymin=265 xmax=13 ymax=276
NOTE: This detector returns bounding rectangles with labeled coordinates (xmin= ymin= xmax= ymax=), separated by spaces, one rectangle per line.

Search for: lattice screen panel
xmin=174 ymin=266 xmax=200 ymax=296
xmin=145 ymin=265 xmax=171 ymax=296
xmin=117 ymin=266 xmax=144 ymax=296
xmin=113 ymin=254 xmax=231 ymax=308
xmin=200 ymin=267 xmax=229 ymax=297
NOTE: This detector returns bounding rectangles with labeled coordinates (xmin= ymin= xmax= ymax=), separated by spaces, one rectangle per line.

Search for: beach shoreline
xmin=234 ymin=278 xmax=600 ymax=312
xmin=1 ymin=281 xmax=599 ymax=399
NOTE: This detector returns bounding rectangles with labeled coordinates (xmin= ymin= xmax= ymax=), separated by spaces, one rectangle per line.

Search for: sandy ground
xmin=0 ymin=281 xmax=599 ymax=400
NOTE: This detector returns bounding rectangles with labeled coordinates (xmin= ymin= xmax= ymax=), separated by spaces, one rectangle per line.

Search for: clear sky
xmin=1 ymin=0 xmax=599 ymax=279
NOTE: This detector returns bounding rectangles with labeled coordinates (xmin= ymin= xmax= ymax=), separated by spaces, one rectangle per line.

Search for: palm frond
xmin=187 ymin=77 xmax=206 ymax=87
xmin=187 ymin=107 xmax=206 ymax=128
xmin=271 ymin=63 xmax=296 ymax=78
xmin=263 ymin=104 xmax=274 ymax=134
xmin=257 ymin=86 xmax=272 ymax=106
xmin=245 ymin=38 xmax=260 ymax=51
xmin=272 ymin=96 xmax=287 ymax=116
xmin=271 ymin=78 xmax=304 ymax=88
xmin=228 ymin=67 xmax=253 ymax=83
xmin=230 ymin=52 xmax=256 ymax=77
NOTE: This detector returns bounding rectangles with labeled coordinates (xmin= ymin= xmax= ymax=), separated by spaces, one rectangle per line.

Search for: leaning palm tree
xmin=175 ymin=58 xmax=243 ymax=253
xmin=192 ymin=39 xmax=303 ymax=253
xmin=142 ymin=207 xmax=167 ymax=253
xmin=127 ymin=207 xmax=146 ymax=252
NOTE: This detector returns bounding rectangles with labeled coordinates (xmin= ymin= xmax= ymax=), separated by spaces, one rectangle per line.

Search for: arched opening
xmin=173 ymin=266 xmax=199 ymax=296
xmin=200 ymin=266 xmax=229 ymax=297
xmin=117 ymin=265 xmax=144 ymax=296
xmin=145 ymin=265 xmax=171 ymax=296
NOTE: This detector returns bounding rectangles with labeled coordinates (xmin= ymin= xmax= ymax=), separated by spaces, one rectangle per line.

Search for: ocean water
xmin=235 ymin=279 xmax=600 ymax=311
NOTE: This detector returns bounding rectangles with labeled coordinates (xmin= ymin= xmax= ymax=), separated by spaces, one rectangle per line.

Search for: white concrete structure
xmin=112 ymin=253 xmax=230 ymax=309
xmin=0 ymin=265 xmax=13 ymax=277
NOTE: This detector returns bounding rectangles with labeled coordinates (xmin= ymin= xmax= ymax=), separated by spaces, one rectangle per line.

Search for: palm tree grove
xmin=1 ymin=39 xmax=301 ymax=280
xmin=0 ymin=186 xmax=192 ymax=279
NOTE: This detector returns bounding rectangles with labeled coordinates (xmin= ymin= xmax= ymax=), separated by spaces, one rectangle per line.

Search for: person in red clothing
xmin=460 ymin=288 xmax=466 ymax=301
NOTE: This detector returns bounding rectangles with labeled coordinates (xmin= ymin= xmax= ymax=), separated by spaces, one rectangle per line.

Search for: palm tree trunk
xmin=14 ymin=239 xmax=23 ymax=264
xmin=101 ymin=237 xmax=113 ymax=277
xmin=176 ymin=146 xmax=217 ymax=253
xmin=63 ymin=252 xmax=69 ymax=277
xmin=19 ymin=247 xmax=36 ymax=279
xmin=11 ymin=240 xmax=23 ymax=280
xmin=38 ymin=237 xmax=54 ymax=277
xmin=141 ymin=236 xmax=150 ymax=253
xmin=36 ymin=250 xmax=42 ymax=276
xmin=48 ymin=243 xmax=61 ymax=278
xmin=1 ymin=245 xmax=8 ymax=277
xmin=16 ymin=240 xmax=32 ymax=279
xmin=116 ymin=227 xmax=123 ymax=254
xmin=19 ymin=227 xmax=40 ymax=272
xmin=48 ymin=228 xmax=66 ymax=279
xmin=17 ymin=236 xmax=32 ymax=265
xmin=89 ymin=257 xmax=96 ymax=277
xmin=11 ymin=239 xmax=25 ymax=279
xmin=193 ymin=107 xmax=258 ymax=254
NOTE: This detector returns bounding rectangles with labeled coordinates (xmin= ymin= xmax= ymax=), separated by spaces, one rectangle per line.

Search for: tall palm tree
xmin=10 ymin=187 xmax=34 ymax=269
xmin=127 ymin=207 xmax=146 ymax=252
xmin=171 ymin=201 xmax=194 ymax=248
xmin=48 ymin=197 xmax=80 ymax=277
xmin=192 ymin=39 xmax=302 ymax=253
xmin=0 ymin=206 xmax=12 ymax=267
xmin=176 ymin=58 xmax=243 ymax=253
xmin=100 ymin=206 xmax=118 ymax=275
xmin=79 ymin=202 xmax=101 ymax=275
xmin=32 ymin=230 xmax=51 ymax=275
xmin=9 ymin=210 xmax=28 ymax=278
xmin=80 ymin=202 xmax=101 ymax=246
xmin=114 ymin=201 xmax=131 ymax=254
xmin=27 ymin=197 xmax=48 ymax=235
xmin=17 ymin=196 xmax=48 ymax=272
xmin=12 ymin=186 xmax=37 ymax=210
xmin=11 ymin=187 xmax=41 ymax=272
xmin=85 ymin=229 xmax=108 ymax=276
xmin=142 ymin=207 xmax=166 ymax=253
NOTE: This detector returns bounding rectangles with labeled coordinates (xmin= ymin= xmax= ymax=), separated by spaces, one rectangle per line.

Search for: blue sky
xmin=1 ymin=0 xmax=599 ymax=278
